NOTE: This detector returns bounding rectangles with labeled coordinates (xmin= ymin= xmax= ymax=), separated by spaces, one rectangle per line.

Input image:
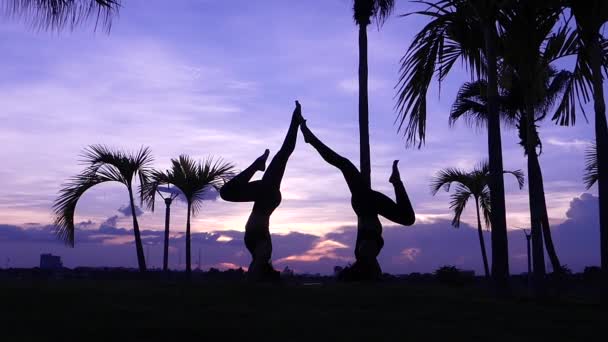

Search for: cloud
xmin=0 ymin=193 xmax=603 ymax=273
xmin=117 ymin=204 xmax=144 ymax=217
xmin=546 ymin=138 xmax=590 ymax=150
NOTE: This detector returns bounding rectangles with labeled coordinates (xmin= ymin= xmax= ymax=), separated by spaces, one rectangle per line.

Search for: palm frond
xmin=479 ymin=186 xmax=492 ymax=228
xmin=353 ymin=0 xmax=395 ymax=26
xmin=584 ymin=142 xmax=598 ymax=189
xmin=430 ymin=167 xmax=470 ymax=195
xmin=449 ymin=80 xmax=489 ymax=128
xmin=53 ymin=144 xmax=153 ymax=245
xmin=1 ymin=0 xmax=121 ymax=32
xmin=503 ymin=168 xmax=525 ymax=189
xmin=154 ymin=155 xmax=235 ymax=217
xmin=141 ymin=169 xmax=171 ymax=212
xmin=52 ymin=171 xmax=114 ymax=246
xmin=396 ymin=0 xmax=484 ymax=147
xmin=449 ymin=185 xmax=472 ymax=228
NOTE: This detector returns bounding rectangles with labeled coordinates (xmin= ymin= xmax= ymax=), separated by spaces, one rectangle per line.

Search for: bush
xmin=434 ymin=266 xmax=474 ymax=286
xmin=583 ymin=266 xmax=602 ymax=281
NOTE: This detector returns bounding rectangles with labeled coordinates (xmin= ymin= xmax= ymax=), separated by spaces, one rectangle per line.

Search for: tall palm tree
xmin=431 ymin=162 xmax=524 ymax=279
xmin=143 ymin=182 xmax=179 ymax=272
xmin=53 ymin=145 xmax=153 ymax=272
xmin=450 ymin=63 xmax=573 ymax=278
xmin=551 ymin=0 xmax=608 ymax=275
xmin=142 ymin=155 xmax=234 ymax=276
xmin=352 ymin=0 xmax=394 ymax=188
xmin=1 ymin=0 xmax=121 ymax=32
xmin=497 ymin=1 xmax=566 ymax=293
xmin=396 ymin=0 xmax=511 ymax=292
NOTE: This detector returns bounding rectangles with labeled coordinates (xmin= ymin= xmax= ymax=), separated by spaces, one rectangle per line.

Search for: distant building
xmin=40 ymin=254 xmax=63 ymax=270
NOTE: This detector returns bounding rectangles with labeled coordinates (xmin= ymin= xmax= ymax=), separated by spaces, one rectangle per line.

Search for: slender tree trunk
xmin=186 ymin=201 xmax=192 ymax=276
xmin=358 ymin=23 xmax=371 ymax=188
xmin=525 ymin=112 xmax=546 ymax=296
xmin=353 ymin=22 xmax=375 ymax=280
xmin=163 ymin=198 xmax=172 ymax=272
xmin=589 ymin=38 xmax=608 ymax=277
xmin=483 ymin=24 xmax=510 ymax=294
xmin=475 ymin=197 xmax=490 ymax=279
xmin=526 ymin=232 xmax=532 ymax=289
xmin=128 ymin=186 xmax=146 ymax=272
xmin=531 ymin=157 xmax=561 ymax=272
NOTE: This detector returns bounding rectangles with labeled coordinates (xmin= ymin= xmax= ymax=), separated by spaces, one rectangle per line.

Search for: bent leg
xmin=375 ymin=160 xmax=415 ymax=226
xmin=301 ymin=121 xmax=364 ymax=193
xmin=220 ymin=150 xmax=269 ymax=202
xmin=262 ymin=101 xmax=303 ymax=189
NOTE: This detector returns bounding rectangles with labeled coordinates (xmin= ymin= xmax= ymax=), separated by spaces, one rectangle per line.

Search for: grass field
xmin=1 ymin=278 xmax=606 ymax=341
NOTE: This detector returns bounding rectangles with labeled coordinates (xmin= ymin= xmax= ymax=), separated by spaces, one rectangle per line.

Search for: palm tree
xmin=450 ymin=63 xmax=573 ymax=279
xmin=1 ymin=0 xmax=121 ymax=32
xmin=142 ymin=155 xmax=234 ymax=276
xmin=496 ymin=1 xmax=567 ymax=292
xmin=431 ymin=162 xmax=524 ymax=279
xmin=352 ymin=0 xmax=394 ymax=188
xmin=53 ymin=145 xmax=153 ymax=272
xmin=551 ymin=0 xmax=608 ymax=275
xmin=396 ymin=0 xmax=511 ymax=292
xmin=143 ymin=182 xmax=179 ymax=272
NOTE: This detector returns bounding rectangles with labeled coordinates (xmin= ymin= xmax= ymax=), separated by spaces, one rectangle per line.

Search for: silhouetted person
xmin=220 ymin=101 xmax=303 ymax=281
xmin=300 ymin=119 xmax=415 ymax=280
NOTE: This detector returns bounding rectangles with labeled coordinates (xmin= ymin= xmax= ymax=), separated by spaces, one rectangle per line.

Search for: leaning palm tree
xmin=143 ymin=181 xmax=179 ymax=272
xmin=352 ymin=0 xmax=394 ymax=188
xmin=53 ymin=145 xmax=153 ymax=272
xmin=396 ymin=0 xmax=512 ymax=292
xmin=142 ymin=155 xmax=234 ymax=276
xmin=1 ymin=0 xmax=121 ymax=32
xmin=431 ymin=162 xmax=524 ymax=279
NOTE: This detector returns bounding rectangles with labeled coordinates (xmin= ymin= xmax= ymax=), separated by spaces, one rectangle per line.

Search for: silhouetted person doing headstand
xmin=220 ymin=101 xmax=303 ymax=280
xmin=300 ymin=119 xmax=415 ymax=280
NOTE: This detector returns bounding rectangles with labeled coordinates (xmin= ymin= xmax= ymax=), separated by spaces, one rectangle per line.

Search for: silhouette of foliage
xmin=583 ymin=143 xmax=598 ymax=190
xmin=53 ymin=145 xmax=153 ymax=246
xmin=1 ymin=0 xmax=121 ymax=32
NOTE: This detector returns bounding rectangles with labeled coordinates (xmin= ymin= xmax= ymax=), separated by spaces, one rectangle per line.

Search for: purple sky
xmin=0 ymin=0 xmax=604 ymax=274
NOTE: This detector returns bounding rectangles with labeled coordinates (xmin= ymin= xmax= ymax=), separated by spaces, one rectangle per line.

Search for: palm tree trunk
xmin=590 ymin=38 xmax=608 ymax=276
xmin=358 ymin=23 xmax=371 ymax=188
xmin=128 ymin=186 xmax=147 ymax=272
xmin=531 ymin=157 xmax=561 ymax=272
xmin=475 ymin=197 xmax=490 ymax=279
xmin=186 ymin=201 xmax=192 ymax=276
xmin=483 ymin=24 xmax=510 ymax=293
xmin=525 ymin=112 xmax=546 ymax=295
xmin=163 ymin=198 xmax=172 ymax=272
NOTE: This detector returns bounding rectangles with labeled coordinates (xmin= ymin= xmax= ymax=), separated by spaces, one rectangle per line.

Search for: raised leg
xmin=219 ymin=150 xmax=269 ymax=202
xmin=262 ymin=101 xmax=303 ymax=190
xmin=375 ymin=160 xmax=416 ymax=226
xmin=300 ymin=120 xmax=364 ymax=193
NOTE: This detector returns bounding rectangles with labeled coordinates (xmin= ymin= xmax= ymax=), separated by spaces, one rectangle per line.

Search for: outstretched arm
xmin=375 ymin=161 xmax=415 ymax=226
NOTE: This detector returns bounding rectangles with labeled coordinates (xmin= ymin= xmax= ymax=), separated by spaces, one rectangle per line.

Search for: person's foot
xmin=254 ymin=149 xmax=270 ymax=171
xmin=293 ymin=100 xmax=304 ymax=125
xmin=300 ymin=120 xmax=312 ymax=143
xmin=389 ymin=160 xmax=401 ymax=184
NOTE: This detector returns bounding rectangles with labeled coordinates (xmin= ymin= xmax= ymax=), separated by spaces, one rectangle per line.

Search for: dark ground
xmin=0 ymin=271 xmax=606 ymax=341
